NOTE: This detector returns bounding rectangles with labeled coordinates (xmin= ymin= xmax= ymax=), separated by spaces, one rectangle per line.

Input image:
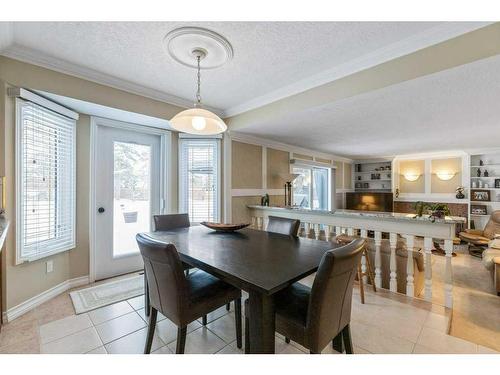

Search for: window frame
xmin=15 ymin=98 xmax=77 ymax=264
xmin=178 ymin=137 xmax=221 ymax=223
xmin=292 ymin=164 xmax=332 ymax=211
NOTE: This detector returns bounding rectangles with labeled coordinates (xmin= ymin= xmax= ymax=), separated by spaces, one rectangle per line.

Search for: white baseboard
xmin=2 ymin=275 xmax=89 ymax=323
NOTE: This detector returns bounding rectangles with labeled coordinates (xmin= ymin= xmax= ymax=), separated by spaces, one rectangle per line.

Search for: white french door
xmin=93 ymin=119 xmax=165 ymax=280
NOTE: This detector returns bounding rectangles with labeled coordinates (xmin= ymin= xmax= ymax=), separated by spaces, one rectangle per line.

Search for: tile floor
xmin=0 ymin=275 xmax=498 ymax=355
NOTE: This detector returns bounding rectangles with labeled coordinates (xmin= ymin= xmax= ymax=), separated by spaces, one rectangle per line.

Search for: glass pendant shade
xmin=170 ymin=107 xmax=227 ymax=135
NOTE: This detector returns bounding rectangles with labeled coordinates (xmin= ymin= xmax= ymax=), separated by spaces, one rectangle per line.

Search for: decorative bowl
xmin=200 ymin=222 xmax=250 ymax=232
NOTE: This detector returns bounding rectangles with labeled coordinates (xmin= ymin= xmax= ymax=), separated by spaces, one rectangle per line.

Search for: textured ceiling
xmin=236 ymin=53 xmax=500 ymax=158
xmin=9 ymin=22 xmax=446 ymax=111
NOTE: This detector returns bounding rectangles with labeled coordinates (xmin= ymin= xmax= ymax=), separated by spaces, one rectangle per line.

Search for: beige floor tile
xmin=353 ymin=346 xmax=371 ymax=354
xmin=216 ymin=341 xmax=244 ymax=354
xmin=350 ymin=320 xmax=415 ymax=354
xmin=0 ymin=319 xmax=39 ymax=349
xmin=39 ymin=313 xmax=92 ymax=344
xmin=196 ymin=305 xmax=231 ymax=324
xmin=105 ymin=327 xmax=164 ymax=354
xmin=86 ymin=346 xmax=108 ymax=354
xmin=155 ymin=318 xmax=201 ymax=345
xmin=41 ymin=327 xmax=102 ymax=354
xmin=88 ymin=301 xmax=134 ymax=325
xmin=136 ymin=309 xmax=167 ymax=324
xmin=127 ymin=295 xmax=145 ymax=310
xmin=167 ymin=327 xmax=226 ymax=354
xmin=477 ymin=344 xmax=498 ymax=354
xmin=423 ymin=311 xmax=450 ymax=333
xmin=152 ymin=345 xmax=173 ymax=354
xmin=417 ymin=327 xmax=477 ymax=354
xmin=35 ymin=293 xmax=76 ymax=325
xmin=206 ymin=313 xmax=240 ymax=344
xmin=0 ymin=337 xmax=40 ymax=354
xmin=412 ymin=344 xmax=443 ymax=354
xmin=95 ymin=311 xmax=146 ymax=344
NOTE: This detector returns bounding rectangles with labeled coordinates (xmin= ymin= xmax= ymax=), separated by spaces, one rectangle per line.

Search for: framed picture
xmin=471 ymin=205 xmax=487 ymax=215
xmin=471 ymin=189 xmax=491 ymax=202
xmin=495 ymin=178 xmax=500 ymax=189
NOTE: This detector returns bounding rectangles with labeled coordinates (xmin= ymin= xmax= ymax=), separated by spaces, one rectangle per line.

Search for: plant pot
xmin=123 ymin=211 xmax=138 ymax=223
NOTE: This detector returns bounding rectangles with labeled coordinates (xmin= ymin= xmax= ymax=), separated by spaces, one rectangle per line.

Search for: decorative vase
xmin=477 ymin=168 xmax=482 ymax=177
xmin=484 ymin=169 xmax=489 ymax=177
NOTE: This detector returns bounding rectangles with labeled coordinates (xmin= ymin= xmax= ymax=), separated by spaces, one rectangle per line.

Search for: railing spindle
xmin=374 ymin=231 xmax=382 ymax=289
xmin=389 ymin=233 xmax=397 ymax=292
xmin=405 ymin=235 xmax=415 ymax=296
xmin=424 ymin=237 xmax=433 ymax=301
xmin=444 ymin=239 xmax=453 ymax=308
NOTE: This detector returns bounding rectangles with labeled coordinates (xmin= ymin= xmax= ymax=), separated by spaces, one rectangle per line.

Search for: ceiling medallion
xmin=163 ymin=27 xmax=233 ymax=69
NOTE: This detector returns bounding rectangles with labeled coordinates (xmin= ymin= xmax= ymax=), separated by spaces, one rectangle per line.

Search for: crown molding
xmin=0 ymin=44 xmax=225 ymax=117
xmin=224 ymin=22 xmax=493 ymax=117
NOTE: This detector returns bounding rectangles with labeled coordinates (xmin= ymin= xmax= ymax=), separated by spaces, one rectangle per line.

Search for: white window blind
xmin=16 ymin=98 xmax=76 ymax=263
xmin=179 ymin=139 xmax=220 ymax=223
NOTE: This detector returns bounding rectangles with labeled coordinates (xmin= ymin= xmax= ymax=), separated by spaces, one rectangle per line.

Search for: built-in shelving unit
xmin=469 ymin=152 xmax=500 ymax=229
xmin=354 ymin=160 xmax=392 ymax=192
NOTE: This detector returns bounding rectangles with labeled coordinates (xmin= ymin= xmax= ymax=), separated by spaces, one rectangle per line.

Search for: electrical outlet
xmin=46 ymin=260 xmax=54 ymax=273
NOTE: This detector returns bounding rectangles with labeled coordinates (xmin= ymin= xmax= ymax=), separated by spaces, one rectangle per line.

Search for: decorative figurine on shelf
xmin=480 ymin=159 xmax=484 ymax=166
xmin=495 ymin=179 xmax=500 ymax=188
xmin=456 ymin=186 xmax=465 ymax=199
xmin=395 ymin=188 xmax=400 ymax=198
xmin=477 ymin=168 xmax=482 ymax=177
xmin=260 ymin=193 xmax=270 ymax=207
xmin=484 ymin=169 xmax=489 ymax=177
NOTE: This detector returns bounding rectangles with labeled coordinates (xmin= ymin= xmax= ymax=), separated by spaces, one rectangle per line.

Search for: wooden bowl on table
xmin=200 ymin=222 xmax=250 ymax=232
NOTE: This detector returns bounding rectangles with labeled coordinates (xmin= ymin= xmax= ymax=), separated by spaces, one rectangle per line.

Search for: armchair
xmin=459 ymin=210 xmax=500 ymax=247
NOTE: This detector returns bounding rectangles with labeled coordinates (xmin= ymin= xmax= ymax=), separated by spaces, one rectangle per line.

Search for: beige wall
xmin=267 ymin=148 xmax=289 ymax=189
xmin=431 ymin=158 xmax=462 ymax=194
xmin=0 ymin=57 xmax=183 ymax=311
xmin=231 ymin=141 xmax=262 ymax=189
xmin=399 ymin=160 xmax=426 ymax=194
xmin=334 ymin=161 xmax=344 ymax=189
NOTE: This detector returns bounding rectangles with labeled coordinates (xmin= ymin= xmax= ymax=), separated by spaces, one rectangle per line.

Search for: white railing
xmin=248 ymin=205 xmax=465 ymax=308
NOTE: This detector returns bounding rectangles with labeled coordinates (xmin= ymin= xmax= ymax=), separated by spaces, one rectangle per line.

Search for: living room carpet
xmin=70 ymin=275 xmax=144 ymax=314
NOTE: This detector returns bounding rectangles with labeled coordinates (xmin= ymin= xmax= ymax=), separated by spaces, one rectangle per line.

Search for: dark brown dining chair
xmin=266 ymin=216 xmax=301 ymax=236
xmin=137 ymin=233 xmax=242 ymax=354
xmin=144 ymin=214 xmax=193 ymax=317
xmin=244 ymin=238 xmax=365 ymax=354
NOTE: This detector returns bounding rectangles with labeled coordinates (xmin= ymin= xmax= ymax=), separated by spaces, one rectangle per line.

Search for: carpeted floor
xmin=426 ymin=250 xmax=500 ymax=351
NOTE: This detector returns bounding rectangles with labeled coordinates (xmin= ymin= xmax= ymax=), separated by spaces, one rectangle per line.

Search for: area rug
xmin=70 ymin=275 xmax=144 ymax=314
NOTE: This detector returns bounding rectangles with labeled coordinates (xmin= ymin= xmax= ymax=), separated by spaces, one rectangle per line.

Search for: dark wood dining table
xmin=142 ymin=225 xmax=341 ymax=353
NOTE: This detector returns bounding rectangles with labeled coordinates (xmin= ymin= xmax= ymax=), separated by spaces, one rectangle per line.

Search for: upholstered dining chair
xmin=244 ymin=238 xmax=365 ymax=354
xmin=143 ymin=214 xmax=193 ymax=317
xmin=137 ymin=233 xmax=242 ymax=354
xmin=266 ymin=215 xmax=301 ymax=236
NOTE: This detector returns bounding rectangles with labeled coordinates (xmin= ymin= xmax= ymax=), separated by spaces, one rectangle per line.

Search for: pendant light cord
xmin=196 ymin=55 xmax=202 ymax=107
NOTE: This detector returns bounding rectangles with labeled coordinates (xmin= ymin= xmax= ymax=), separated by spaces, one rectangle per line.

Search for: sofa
xmin=335 ymin=235 xmax=425 ymax=296
xmin=482 ymin=247 xmax=500 ymax=296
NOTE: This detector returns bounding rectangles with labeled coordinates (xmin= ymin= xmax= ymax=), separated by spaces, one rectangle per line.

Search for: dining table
xmin=142 ymin=225 xmax=341 ymax=353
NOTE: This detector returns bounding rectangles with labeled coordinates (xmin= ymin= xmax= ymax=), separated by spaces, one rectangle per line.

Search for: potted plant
xmin=413 ymin=201 xmax=426 ymax=217
xmin=426 ymin=203 xmax=450 ymax=220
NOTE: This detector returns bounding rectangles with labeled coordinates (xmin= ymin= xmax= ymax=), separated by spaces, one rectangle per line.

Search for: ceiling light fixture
xmin=166 ymin=27 xmax=233 ymax=135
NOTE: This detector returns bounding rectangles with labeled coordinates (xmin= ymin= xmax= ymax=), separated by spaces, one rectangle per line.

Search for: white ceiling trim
xmin=224 ymin=22 xmax=492 ymax=117
xmin=0 ymin=43 xmax=225 ymax=117
xmin=0 ymin=22 xmax=14 ymax=51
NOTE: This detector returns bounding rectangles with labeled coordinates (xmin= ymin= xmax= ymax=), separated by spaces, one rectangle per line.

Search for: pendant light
xmin=170 ymin=49 xmax=227 ymax=135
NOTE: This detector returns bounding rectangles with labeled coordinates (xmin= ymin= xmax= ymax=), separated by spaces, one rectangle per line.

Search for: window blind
xmin=179 ymin=139 xmax=220 ymax=223
xmin=16 ymin=99 xmax=76 ymax=263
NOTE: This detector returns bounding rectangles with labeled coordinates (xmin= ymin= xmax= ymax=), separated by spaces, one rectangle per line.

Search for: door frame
xmin=89 ymin=116 xmax=172 ymax=282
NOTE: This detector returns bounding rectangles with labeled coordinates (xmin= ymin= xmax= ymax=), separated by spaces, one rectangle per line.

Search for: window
xmin=16 ymin=99 xmax=76 ymax=263
xmin=292 ymin=166 xmax=330 ymax=210
xmin=179 ymin=138 xmax=220 ymax=223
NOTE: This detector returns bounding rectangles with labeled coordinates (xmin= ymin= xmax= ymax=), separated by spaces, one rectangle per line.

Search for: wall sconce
xmin=436 ymin=171 xmax=455 ymax=181
xmin=403 ymin=172 xmax=420 ymax=182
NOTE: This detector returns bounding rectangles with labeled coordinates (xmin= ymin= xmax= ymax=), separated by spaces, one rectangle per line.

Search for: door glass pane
xmin=113 ymin=141 xmax=151 ymax=257
xmin=292 ymin=167 xmax=311 ymax=208
xmin=313 ymin=168 xmax=329 ymax=210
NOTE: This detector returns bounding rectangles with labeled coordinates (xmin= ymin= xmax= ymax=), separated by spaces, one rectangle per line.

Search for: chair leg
xmin=226 ymin=302 xmax=231 ymax=311
xmin=202 ymin=315 xmax=207 ymax=326
xmin=235 ymin=298 xmax=242 ymax=349
xmin=332 ymin=331 xmax=344 ymax=353
xmin=144 ymin=308 xmax=157 ymax=354
xmin=176 ymin=326 xmax=187 ymax=354
xmin=358 ymin=263 xmax=365 ymax=304
xmin=364 ymin=249 xmax=377 ymax=292
xmin=309 ymin=350 xmax=320 ymax=354
xmin=342 ymin=324 xmax=353 ymax=354
xmin=244 ymin=316 xmax=250 ymax=354
xmin=185 ymin=269 xmax=189 ymax=277
xmin=285 ymin=337 xmax=290 ymax=344
xmin=144 ymin=272 xmax=150 ymax=317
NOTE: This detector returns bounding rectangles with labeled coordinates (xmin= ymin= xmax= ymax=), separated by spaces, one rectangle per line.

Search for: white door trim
xmin=89 ymin=116 xmax=171 ymax=283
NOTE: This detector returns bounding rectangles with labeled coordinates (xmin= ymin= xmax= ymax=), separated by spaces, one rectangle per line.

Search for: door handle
xmin=98 ymin=207 xmax=105 ymax=213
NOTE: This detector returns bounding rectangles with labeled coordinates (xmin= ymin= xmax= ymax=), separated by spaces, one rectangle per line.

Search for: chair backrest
xmin=266 ymin=216 xmax=301 ymax=236
xmin=153 ymin=213 xmax=190 ymax=232
xmin=483 ymin=210 xmax=500 ymax=239
xmin=306 ymin=238 xmax=365 ymax=352
xmin=136 ymin=233 xmax=188 ymax=326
